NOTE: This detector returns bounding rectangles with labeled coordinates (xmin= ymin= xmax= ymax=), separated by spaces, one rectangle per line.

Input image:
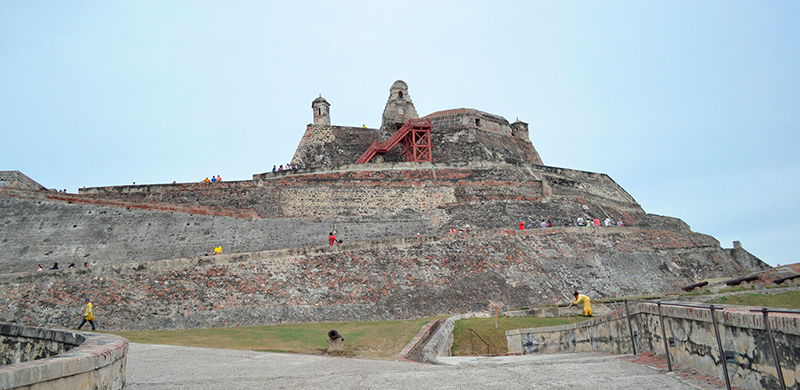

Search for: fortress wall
xmin=538 ymin=165 xmax=638 ymax=206
xmin=431 ymin=126 xmax=543 ymax=166
xmin=0 ymin=171 xmax=46 ymax=191
xmin=292 ymin=125 xmax=394 ymax=169
xmin=3 ymin=164 xmax=659 ymax=273
xmin=80 ymin=164 xmax=626 ymax=220
xmin=0 ymin=227 xmax=748 ymax=331
xmin=0 ymin=193 xmax=431 ymax=274
xmin=292 ymin=122 xmax=543 ymax=170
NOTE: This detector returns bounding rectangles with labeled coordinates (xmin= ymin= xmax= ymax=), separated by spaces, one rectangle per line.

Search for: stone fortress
xmin=0 ymin=80 xmax=768 ymax=331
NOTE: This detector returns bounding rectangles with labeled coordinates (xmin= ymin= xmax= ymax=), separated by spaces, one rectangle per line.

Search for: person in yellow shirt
xmin=572 ymin=291 xmax=592 ymax=316
xmin=78 ymin=298 xmax=96 ymax=330
xmin=213 ymin=246 xmax=223 ymax=255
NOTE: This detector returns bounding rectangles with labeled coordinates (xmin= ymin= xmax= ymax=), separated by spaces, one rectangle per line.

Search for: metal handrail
xmin=748 ymin=308 xmax=790 ymax=390
xmin=467 ymin=328 xmax=492 ymax=355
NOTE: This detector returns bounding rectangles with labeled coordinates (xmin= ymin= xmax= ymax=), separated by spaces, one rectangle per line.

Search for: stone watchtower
xmin=312 ymin=95 xmax=331 ymax=126
xmin=380 ymin=80 xmax=419 ymax=131
xmin=511 ymin=118 xmax=529 ymax=141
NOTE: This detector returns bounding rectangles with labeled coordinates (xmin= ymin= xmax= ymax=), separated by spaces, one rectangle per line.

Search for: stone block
xmin=327 ymin=337 xmax=343 ymax=353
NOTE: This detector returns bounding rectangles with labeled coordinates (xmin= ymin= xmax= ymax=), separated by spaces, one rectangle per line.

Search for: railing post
xmin=657 ymin=302 xmax=672 ymax=371
xmin=709 ymin=305 xmax=732 ymax=390
xmin=470 ymin=330 xmax=474 ymax=356
xmin=761 ymin=308 xmax=787 ymax=390
xmin=625 ymin=299 xmax=637 ymax=356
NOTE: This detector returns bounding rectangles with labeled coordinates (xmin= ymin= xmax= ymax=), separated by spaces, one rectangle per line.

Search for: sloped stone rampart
xmin=0 ymin=171 xmax=46 ymax=191
xmin=2 ymin=163 xmax=666 ymax=273
xmin=0 ymin=324 xmax=127 ymax=390
xmin=0 ymin=228 xmax=750 ymax=331
xmin=507 ymin=302 xmax=800 ymax=390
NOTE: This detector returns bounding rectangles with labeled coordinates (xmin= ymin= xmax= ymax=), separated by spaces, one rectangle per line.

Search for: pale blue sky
xmin=1 ymin=1 xmax=798 ymax=266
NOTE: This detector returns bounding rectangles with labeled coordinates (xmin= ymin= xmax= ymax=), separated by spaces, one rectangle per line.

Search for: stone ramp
xmin=126 ymin=343 xmax=702 ymax=390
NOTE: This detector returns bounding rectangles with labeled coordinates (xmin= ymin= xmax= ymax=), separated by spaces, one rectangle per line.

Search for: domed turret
xmin=312 ymin=95 xmax=330 ymax=126
xmin=380 ymin=80 xmax=418 ymax=131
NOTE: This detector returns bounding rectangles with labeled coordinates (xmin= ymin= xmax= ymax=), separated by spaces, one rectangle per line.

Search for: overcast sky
xmin=1 ymin=1 xmax=798 ymax=266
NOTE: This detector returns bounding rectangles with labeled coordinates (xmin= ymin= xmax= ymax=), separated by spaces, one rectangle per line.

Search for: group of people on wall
xmin=37 ymin=262 xmax=90 ymax=271
xmin=517 ymin=216 xmax=625 ymax=230
xmin=272 ymin=164 xmax=299 ymax=172
xmin=202 ymin=175 xmax=223 ymax=183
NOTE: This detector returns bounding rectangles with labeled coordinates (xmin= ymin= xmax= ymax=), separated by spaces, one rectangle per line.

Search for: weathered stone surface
xmin=0 ymin=171 xmax=46 ymax=191
xmin=507 ymin=302 xmax=800 ymax=390
xmin=0 ymin=226 xmax=755 ymax=331
xmin=0 ymin=324 xmax=127 ymax=390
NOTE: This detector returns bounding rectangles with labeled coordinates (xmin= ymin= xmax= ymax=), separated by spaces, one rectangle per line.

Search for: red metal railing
xmin=356 ymin=118 xmax=432 ymax=164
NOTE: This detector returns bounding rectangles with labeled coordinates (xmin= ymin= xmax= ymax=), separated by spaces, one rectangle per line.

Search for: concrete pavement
xmin=126 ymin=343 xmax=704 ymax=389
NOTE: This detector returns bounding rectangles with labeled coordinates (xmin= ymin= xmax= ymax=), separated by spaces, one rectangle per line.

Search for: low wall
xmin=420 ymin=313 xmax=489 ymax=364
xmin=506 ymin=303 xmax=800 ymax=390
xmin=0 ymin=324 xmax=127 ymax=390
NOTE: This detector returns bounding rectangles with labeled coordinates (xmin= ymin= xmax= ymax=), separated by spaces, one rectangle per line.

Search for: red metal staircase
xmin=356 ymin=118 xmax=433 ymax=164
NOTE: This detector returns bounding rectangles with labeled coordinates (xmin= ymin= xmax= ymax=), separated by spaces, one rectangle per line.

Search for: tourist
xmin=617 ymin=219 xmax=624 ymax=227
xmin=77 ymin=298 xmax=96 ymax=330
xmin=37 ymin=264 xmax=43 ymax=271
xmin=593 ymin=217 xmax=601 ymax=227
xmin=571 ymin=291 xmax=592 ymax=317
xmin=328 ymin=232 xmax=337 ymax=245
xmin=50 ymin=262 xmax=59 ymax=270
xmin=540 ymin=220 xmax=547 ymax=228
xmin=211 ymin=176 xmax=217 ymax=183
xmin=68 ymin=263 xmax=76 ymax=269
xmin=272 ymin=165 xmax=277 ymax=172
xmin=604 ymin=217 xmax=611 ymax=227
xmin=216 ymin=175 xmax=222 ymax=182
xmin=84 ymin=262 xmax=90 ymax=267
xmin=279 ymin=165 xmax=283 ymax=171
xmin=576 ymin=215 xmax=585 ymax=226
xmin=518 ymin=220 xmax=525 ymax=230
xmin=546 ymin=220 xmax=553 ymax=228
xmin=213 ymin=246 xmax=223 ymax=255
xmin=203 ymin=177 xmax=211 ymax=183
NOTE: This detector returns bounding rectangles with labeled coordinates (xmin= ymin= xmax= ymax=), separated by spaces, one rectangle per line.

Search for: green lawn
xmin=105 ymin=317 xmax=441 ymax=360
xmin=708 ymin=290 xmax=800 ymax=309
xmin=452 ymin=316 xmax=586 ymax=356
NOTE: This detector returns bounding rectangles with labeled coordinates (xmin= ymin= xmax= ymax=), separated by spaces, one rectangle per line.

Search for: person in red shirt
xmin=518 ymin=220 xmax=525 ymax=230
xmin=328 ymin=233 xmax=337 ymax=245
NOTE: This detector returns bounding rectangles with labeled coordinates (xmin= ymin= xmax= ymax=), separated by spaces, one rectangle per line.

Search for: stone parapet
xmin=507 ymin=302 xmax=800 ymax=390
xmin=0 ymin=324 xmax=127 ymax=390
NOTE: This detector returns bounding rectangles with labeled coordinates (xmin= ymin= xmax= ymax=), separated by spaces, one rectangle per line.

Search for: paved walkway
xmin=126 ymin=343 xmax=706 ymax=389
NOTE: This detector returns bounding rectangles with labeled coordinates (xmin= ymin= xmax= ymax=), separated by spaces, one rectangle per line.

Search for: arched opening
xmin=398 ymin=91 xmax=404 ymax=99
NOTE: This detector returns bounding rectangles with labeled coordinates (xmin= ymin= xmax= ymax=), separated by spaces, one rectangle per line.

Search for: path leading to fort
xmin=126 ymin=343 xmax=704 ymax=389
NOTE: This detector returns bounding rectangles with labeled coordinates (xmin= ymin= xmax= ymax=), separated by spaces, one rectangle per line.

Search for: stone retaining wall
xmin=0 ymin=227 xmax=750 ymax=331
xmin=0 ymin=324 xmax=127 ymax=390
xmin=507 ymin=302 xmax=800 ymax=389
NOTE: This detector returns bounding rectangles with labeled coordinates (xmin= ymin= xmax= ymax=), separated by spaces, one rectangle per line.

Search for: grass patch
xmin=708 ymin=290 xmax=800 ymax=310
xmin=104 ymin=317 xmax=441 ymax=360
xmin=452 ymin=316 xmax=586 ymax=356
